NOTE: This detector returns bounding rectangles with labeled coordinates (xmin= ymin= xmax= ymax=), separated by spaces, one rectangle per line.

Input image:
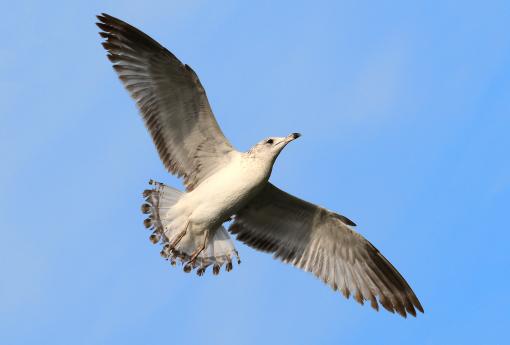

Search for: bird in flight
xmin=96 ymin=13 xmax=423 ymax=318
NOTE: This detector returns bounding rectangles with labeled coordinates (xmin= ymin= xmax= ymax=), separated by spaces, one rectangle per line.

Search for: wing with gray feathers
xmin=230 ymin=183 xmax=424 ymax=317
xmin=97 ymin=13 xmax=235 ymax=190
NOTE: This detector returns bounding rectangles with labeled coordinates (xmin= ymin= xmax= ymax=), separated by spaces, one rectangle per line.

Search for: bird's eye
xmin=266 ymin=139 xmax=274 ymax=144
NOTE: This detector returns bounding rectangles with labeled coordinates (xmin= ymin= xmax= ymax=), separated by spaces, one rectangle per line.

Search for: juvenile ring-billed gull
xmin=96 ymin=13 xmax=424 ymax=317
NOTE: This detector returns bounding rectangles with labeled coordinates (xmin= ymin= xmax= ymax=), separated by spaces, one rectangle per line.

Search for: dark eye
xmin=266 ymin=139 xmax=274 ymax=144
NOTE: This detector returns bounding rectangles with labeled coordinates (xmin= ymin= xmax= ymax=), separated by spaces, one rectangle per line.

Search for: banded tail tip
xmin=197 ymin=267 xmax=206 ymax=277
xmin=149 ymin=232 xmax=161 ymax=244
xmin=141 ymin=203 xmax=151 ymax=214
xmin=226 ymin=261 xmax=233 ymax=272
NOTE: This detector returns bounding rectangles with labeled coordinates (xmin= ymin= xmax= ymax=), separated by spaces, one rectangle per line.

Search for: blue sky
xmin=1 ymin=1 xmax=509 ymax=344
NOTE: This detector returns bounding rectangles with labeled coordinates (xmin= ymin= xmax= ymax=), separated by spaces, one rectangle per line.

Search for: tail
xmin=141 ymin=180 xmax=240 ymax=275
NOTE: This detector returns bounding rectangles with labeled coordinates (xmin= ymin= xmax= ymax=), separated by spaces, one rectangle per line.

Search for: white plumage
xmin=97 ymin=13 xmax=423 ymax=317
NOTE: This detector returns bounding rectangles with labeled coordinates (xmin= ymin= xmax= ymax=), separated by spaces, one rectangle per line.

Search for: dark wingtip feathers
xmin=337 ymin=286 xmax=422 ymax=318
xmin=332 ymin=213 xmax=357 ymax=227
xmin=414 ymin=298 xmax=425 ymax=314
xmin=96 ymin=22 xmax=112 ymax=33
xmin=96 ymin=13 xmax=116 ymax=25
xmin=370 ymin=296 xmax=379 ymax=311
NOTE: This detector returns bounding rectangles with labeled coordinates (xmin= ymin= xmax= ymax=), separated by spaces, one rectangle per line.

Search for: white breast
xmin=177 ymin=153 xmax=272 ymax=228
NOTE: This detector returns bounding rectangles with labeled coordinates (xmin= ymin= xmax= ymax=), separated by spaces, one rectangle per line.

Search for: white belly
xmin=174 ymin=154 xmax=271 ymax=229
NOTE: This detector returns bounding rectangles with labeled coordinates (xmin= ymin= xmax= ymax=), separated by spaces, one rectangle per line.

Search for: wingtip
xmin=96 ymin=13 xmax=107 ymax=23
xmin=331 ymin=213 xmax=357 ymax=227
xmin=96 ymin=13 xmax=118 ymax=26
xmin=98 ymin=12 xmax=111 ymax=19
xmin=416 ymin=303 xmax=425 ymax=314
xmin=370 ymin=298 xmax=379 ymax=311
xmin=96 ymin=22 xmax=111 ymax=33
xmin=409 ymin=292 xmax=425 ymax=314
xmin=397 ymin=300 xmax=425 ymax=318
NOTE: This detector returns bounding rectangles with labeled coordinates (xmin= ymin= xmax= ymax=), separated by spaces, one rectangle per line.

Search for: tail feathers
xmin=142 ymin=179 xmax=182 ymax=244
xmin=142 ymin=180 xmax=240 ymax=276
xmin=161 ymin=226 xmax=241 ymax=276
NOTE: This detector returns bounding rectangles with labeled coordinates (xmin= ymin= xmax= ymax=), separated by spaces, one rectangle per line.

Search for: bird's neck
xmin=241 ymin=152 xmax=275 ymax=182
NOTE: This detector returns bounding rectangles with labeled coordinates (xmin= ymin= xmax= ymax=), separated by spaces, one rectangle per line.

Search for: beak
xmin=285 ymin=132 xmax=302 ymax=142
xmin=275 ymin=133 xmax=301 ymax=148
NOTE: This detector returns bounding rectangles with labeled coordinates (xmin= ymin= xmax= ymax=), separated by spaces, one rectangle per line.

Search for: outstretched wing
xmin=230 ymin=183 xmax=424 ymax=317
xmin=97 ymin=13 xmax=235 ymax=191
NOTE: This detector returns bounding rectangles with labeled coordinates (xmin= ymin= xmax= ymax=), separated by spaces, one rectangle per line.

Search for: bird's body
xmin=164 ymin=149 xmax=269 ymax=256
xmin=97 ymin=13 xmax=424 ymax=317
xmin=182 ymin=151 xmax=270 ymax=229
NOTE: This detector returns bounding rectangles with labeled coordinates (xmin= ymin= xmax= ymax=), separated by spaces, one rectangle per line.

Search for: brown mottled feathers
xmin=96 ymin=13 xmax=234 ymax=191
xmin=230 ymin=183 xmax=424 ymax=318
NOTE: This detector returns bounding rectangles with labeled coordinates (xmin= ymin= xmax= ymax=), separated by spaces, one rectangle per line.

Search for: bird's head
xmin=248 ymin=132 xmax=301 ymax=162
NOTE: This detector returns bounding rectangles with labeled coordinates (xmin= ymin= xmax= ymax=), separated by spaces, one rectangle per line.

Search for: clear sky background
xmin=1 ymin=1 xmax=509 ymax=344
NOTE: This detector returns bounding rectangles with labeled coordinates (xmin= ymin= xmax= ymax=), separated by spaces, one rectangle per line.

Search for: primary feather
xmin=97 ymin=13 xmax=234 ymax=191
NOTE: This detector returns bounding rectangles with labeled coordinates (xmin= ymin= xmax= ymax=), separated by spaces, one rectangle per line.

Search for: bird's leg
xmin=169 ymin=221 xmax=189 ymax=250
xmin=187 ymin=230 xmax=209 ymax=266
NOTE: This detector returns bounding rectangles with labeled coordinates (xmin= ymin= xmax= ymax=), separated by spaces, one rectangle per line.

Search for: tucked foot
xmin=185 ymin=230 xmax=209 ymax=268
xmin=170 ymin=229 xmax=187 ymax=249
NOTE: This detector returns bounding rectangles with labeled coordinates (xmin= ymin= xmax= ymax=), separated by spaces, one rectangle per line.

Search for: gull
xmin=96 ymin=13 xmax=424 ymax=317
